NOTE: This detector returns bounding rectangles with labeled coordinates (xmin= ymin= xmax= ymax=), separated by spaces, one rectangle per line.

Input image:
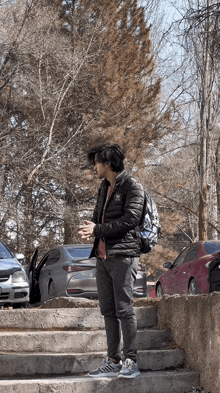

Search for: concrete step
xmin=0 ymin=370 xmax=200 ymax=393
xmin=0 ymin=306 xmax=157 ymax=330
xmin=0 ymin=305 xmax=201 ymax=393
xmin=0 ymin=328 xmax=171 ymax=353
xmin=0 ymin=349 xmax=185 ymax=377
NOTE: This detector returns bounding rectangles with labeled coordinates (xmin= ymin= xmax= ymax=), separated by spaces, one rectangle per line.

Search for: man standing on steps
xmin=78 ymin=143 xmax=144 ymax=379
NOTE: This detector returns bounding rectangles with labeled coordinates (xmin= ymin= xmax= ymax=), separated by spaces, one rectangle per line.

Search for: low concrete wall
xmin=156 ymin=293 xmax=220 ymax=393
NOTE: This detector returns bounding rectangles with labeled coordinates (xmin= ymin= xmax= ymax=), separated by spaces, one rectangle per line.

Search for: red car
xmin=156 ymin=240 xmax=220 ymax=297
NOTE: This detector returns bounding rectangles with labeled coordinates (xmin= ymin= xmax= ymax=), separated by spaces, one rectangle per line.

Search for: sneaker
xmin=118 ymin=358 xmax=140 ymax=379
xmin=88 ymin=358 xmax=122 ymax=378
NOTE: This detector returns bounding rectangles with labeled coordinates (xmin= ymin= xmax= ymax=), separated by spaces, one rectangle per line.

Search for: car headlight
xmin=12 ymin=270 xmax=27 ymax=283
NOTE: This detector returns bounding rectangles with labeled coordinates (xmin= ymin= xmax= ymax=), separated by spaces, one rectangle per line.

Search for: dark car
xmin=29 ymin=244 xmax=147 ymax=304
xmin=0 ymin=241 xmax=30 ymax=307
xmin=156 ymin=240 xmax=220 ymax=297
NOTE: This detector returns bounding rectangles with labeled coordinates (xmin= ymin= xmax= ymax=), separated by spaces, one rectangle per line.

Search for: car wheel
xmin=48 ymin=280 xmax=56 ymax=299
xmin=188 ymin=278 xmax=199 ymax=295
xmin=156 ymin=283 xmax=163 ymax=297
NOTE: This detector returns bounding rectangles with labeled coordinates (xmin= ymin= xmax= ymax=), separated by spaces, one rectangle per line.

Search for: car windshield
xmin=0 ymin=242 xmax=13 ymax=259
xmin=66 ymin=247 xmax=92 ymax=259
xmin=204 ymin=242 xmax=220 ymax=255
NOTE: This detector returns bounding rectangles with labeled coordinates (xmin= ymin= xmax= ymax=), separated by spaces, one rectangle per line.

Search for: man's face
xmin=94 ymin=155 xmax=110 ymax=179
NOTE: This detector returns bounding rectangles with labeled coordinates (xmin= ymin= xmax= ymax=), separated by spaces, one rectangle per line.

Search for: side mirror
xmin=163 ymin=262 xmax=173 ymax=269
xmin=15 ymin=253 xmax=25 ymax=262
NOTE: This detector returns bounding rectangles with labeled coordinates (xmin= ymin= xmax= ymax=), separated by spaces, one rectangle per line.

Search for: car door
xmin=172 ymin=244 xmax=198 ymax=294
xmin=169 ymin=247 xmax=192 ymax=294
xmin=28 ymin=248 xmax=40 ymax=304
xmin=39 ymin=250 xmax=61 ymax=302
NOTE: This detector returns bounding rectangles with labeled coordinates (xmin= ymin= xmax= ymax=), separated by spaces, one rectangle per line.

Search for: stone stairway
xmin=0 ymin=305 xmax=199 ymax=393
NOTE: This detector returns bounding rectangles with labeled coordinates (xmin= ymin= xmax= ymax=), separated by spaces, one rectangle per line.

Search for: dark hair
xmin=88 ymin=143 xmax=125 ymax=173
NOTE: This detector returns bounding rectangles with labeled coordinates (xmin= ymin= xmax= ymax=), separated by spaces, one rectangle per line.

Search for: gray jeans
xmin=96 ymin=256 xmax=139 ymax=363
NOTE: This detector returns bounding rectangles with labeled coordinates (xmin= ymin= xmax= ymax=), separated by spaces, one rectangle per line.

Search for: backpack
xmin=137 ymin=191 xmax=161 ymax=254
xmin=207 ymin=252 xmax=220 ymax=293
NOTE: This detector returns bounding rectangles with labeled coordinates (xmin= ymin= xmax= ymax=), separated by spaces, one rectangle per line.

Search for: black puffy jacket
xmin=90 ymin=170 xmax=145 ymax=258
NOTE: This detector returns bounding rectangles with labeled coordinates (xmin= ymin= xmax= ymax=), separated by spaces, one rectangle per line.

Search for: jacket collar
xmin=102 ymin=170 xmax=127 ymax=188
xmin=115 ymin=170 xmax=126 ymax=184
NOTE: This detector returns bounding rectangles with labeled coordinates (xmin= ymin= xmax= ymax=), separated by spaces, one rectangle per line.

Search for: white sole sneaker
xmin=118 ymin=370 xmax=140 ymax=379
xmin=118 ymin=358 xmax=140 ymax=379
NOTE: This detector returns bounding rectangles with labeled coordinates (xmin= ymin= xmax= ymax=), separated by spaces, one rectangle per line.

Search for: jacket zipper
xmin=102 ymin=183 xmax=116 ymax=259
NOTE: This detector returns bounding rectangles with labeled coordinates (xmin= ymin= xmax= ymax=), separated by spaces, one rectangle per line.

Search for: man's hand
xmin=77 ymin=220 xmax=95 ymax=240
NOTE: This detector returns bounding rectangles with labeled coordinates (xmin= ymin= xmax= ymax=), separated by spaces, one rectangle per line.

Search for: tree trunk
xmin=199 ymin=185 xmax=208 ymax=240
xmin=23 ymin=182 xmax=35 ymax=264
xmin=215 ymin=137 xmax=220 ymax=223
xmin=198 ymin=0 xmax=211 ymax=240
xmin=63 ymin=186 xmax=79 ymax=244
